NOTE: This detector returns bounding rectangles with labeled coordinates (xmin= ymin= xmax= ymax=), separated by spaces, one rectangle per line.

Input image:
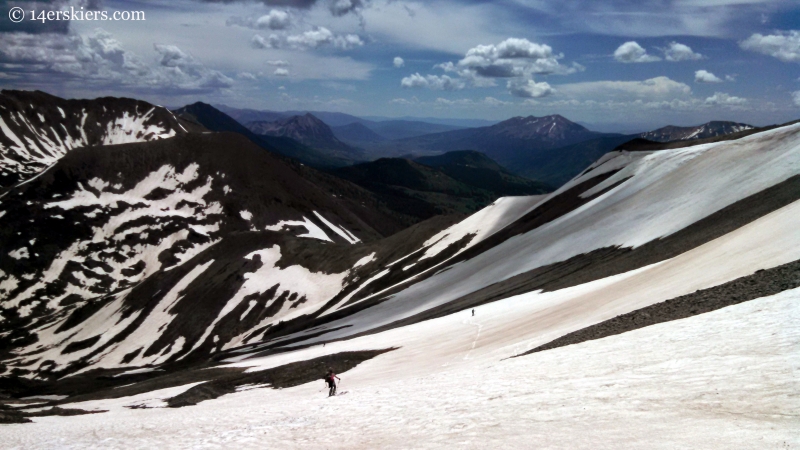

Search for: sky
xmin=0 ymin=0 xmax=799 ymax=131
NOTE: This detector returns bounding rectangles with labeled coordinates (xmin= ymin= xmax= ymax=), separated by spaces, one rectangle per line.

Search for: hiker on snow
xmin=324 ymin=368 xmax=340 ymax=396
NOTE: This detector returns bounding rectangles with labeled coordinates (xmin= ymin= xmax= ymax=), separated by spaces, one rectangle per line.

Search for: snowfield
xmin=278 ymin=122 xmax=800 ymax=345
xmin=1 ymin=95 xmax=799 ymax=450
xmin=2 ymin=288 xmax=797 ymax=449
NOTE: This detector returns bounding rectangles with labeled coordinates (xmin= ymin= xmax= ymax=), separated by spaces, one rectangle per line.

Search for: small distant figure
xmin=324 ymin=367 xmax=340 ymax=397
xmin=472 ymin=309 xmax=475 ymax=317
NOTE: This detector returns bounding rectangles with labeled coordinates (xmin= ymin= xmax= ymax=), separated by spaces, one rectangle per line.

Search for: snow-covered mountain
xmin=0 ymin=90 xmax=191 ymax=190
xmin=0 ymin=130 xmax=428 ymax=379
xmin=0 ymin=92 xmax=798 ymax=448
xmin=640 ymin=120 xmax=754 ymax=142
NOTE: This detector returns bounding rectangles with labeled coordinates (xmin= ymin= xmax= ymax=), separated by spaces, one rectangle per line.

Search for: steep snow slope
xmin=253 ymin=122 xmax=800 ymax=349
xmin=0 ymin=90 xmax=189 ymax=189
xmin=0 ymin=113 xmax=797 ymax=449
xmin=2 ymin=288 xmax=796 ymax=449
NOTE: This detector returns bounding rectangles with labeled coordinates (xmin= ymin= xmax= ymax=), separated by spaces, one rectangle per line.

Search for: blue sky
xmin=0 ymin=0 xmax=798 ymax=130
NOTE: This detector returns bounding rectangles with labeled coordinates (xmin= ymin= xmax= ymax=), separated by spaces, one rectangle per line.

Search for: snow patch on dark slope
xmin=0 ymin=90 xmax=191 ymax=190
xmin=0 ymin=132 xmax=435 ymax=379
xmin=640 ymin=120 xmax=754 ymax=142
xmin=0 ymin=88 xmax=797 ymax=447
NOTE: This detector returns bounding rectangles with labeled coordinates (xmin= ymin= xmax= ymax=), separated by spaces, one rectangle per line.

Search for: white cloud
xmin=287 ymin=27 xmax=334 ymax=48
xmin=613 ymin=41 xmax=661 ymax=63
xmin=284 ymin=27 xmax=364 ymax=50
xmin=793 ymin=91 xmax=800 ymax=107
xmin=0 ymin=29 xmax=233 ymax=93
xmin=725 ymin=74 xmax=737 ymax=82
xmin=238 ymin=72 xmax=257 ymax=80
xmin=256 ymin=10 xmax=292 ymax=30
xmin=393 ymin=56 xmax=405 ymax=68
xmin=330 ymin=0 xmax=366 ymax=17
xmin=695 ymin=70 xmax=723 ymax=83
xmin=267 ymin=60 xmax=289 ymax=67
xmin=704 ymin=92 xmax=747 ymax=106
xmin=400 ymin=73 xmax=465 ymax=91
xmin=483 ymin=96 xmax=512 ymax=106
xmin=390 ymin=96 xmax=419 ymax=105
xmin=404 ymin=37 xmax=577 ymax=99
xmin=740 ymin=30 xmax=800 ymax=62
xmin=274 ymin=68 xmax=289 ymax=77
xmin=332 ymin=34 xmax=365 ymax=50
xmin=228 ymin=10 xmax=291 ymax=31
xmin=506 ymin=79 xmax=555 ymax=98
xmin=557 ymin=76 xmax=692 ymax=102
xmin=664 ymin=42 xmax=703 ymax=61
xmin=432 ymin=97 xmax=513 ymax=107
xmin=251 ymin=34 xmax=281 ymax=49
xmin=456 ymin=38 xmax=574 ymax=77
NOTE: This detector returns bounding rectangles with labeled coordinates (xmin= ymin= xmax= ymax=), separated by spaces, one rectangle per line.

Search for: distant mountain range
xmin=217 ymin=104 xmax=465 ymax=141
xmin=246 ymin=113 xmax=364 ymax=161
xmin=209 ymin=105 xmax=762 ymax=188
xmin=175 ymin=103 xmax=358 ymax=169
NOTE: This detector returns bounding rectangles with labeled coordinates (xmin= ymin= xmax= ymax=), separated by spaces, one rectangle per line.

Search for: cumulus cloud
xmin=614 ymin=41 xmax=661 ymax=63
xmin=704 ymin=92 xmax=747 ymax=106
xmin=393 ymin=56 xmax=404 ymax=68
xmin=286 ymin=28 xmax=333 ymax=48
xmin=238 ymin=72 xmax=257 ymax=80
xmin=740 ymin=30 xmax=800 ymax=62
xmin=251 ymin=34 xmax=281 ymax=49
xmin=455 ymin=38 xmax=575 ymax=77
xmin=267 ymin=60 xmax=289 ymax=67
xmin=330 ymin=0 xmax=366 ymax=17
xmin=258 ymin=10 xmax=291 ymax=29
xmin=664 ymin=42 xmax=703 ymax=61
xmin=483 ymin=96 xmax=511 ymax=106
xmin=285 ymin=27 xmax=363 ymax=49
xmin=227 ymin=10 xmax=291 ymax=30
xmin=400 ymin=73 xmax=465 ymax=91
xmin=0 ymin=29 xmax=232 ymax=94
xmin=694 ymin=70 xmax=723 ymax=83
xmin=793 ymin=91 xmax=800 ymax=107
xmin=506 ymin=79 xmax=555 ymax=98
xmin=274 ymin=68 xmax=289 ymax=76
xmin=404 ymin=37 xmax=578 ymax=99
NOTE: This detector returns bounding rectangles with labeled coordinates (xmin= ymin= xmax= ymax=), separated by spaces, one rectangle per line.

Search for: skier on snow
xmin=324 ymin=368 xmax=340 ymax=397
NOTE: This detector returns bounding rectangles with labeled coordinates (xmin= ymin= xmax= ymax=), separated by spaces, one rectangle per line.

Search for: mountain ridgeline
xmin=0 ymin=90 xmax=196 ymax=190
xmin=331 ymin=151 xmax=551 ymax=218
xmin=0 ymin=88 xmax=798 ymax=433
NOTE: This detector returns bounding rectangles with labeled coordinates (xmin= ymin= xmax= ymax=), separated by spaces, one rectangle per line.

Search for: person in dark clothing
xmin=324 ymin=368 xmax=340 ymax=396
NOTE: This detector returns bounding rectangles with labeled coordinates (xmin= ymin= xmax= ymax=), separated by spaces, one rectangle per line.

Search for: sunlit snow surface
xmin=1 ymin=289 xmax=797 ymax=449
xmin=282 ymin=122 xmax=800 ymax=343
